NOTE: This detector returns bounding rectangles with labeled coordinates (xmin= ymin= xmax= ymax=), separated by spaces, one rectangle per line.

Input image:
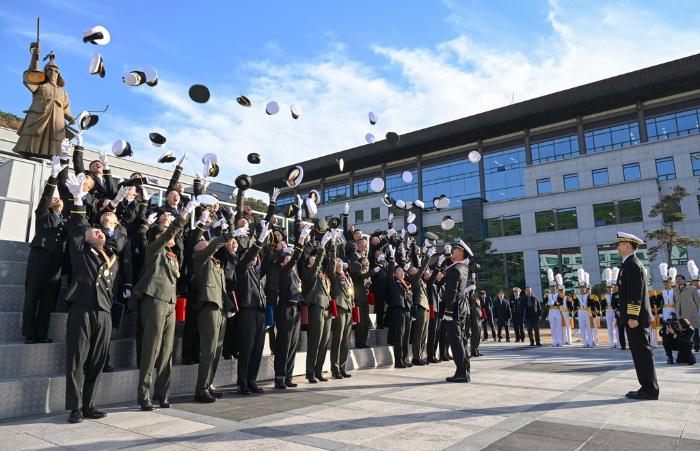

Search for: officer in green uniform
xmin=132 ymin=201 xmax=196 ymax=410
xmin=409 ymin=248 xmax=434 ymax=365
xmin=330 ymin=250 xmax=354 ymax=379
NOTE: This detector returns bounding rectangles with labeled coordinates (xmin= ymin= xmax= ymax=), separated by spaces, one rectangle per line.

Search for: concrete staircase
xmin=0 ymin=239 xmax=393 ymax=420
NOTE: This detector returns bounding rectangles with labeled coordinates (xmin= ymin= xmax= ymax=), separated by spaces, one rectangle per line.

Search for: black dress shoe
xmin=316 ymin=374 xmax=328 ymax=382
xmin=237 ymin=386 xmax=252 ymax=395
xmin=285 ymin=380 xmax=298 ymax=388
xmin=395 ymin=362 xmax=407 ymax=368
xmin=405 ymin=362 xmax=413 ymax=368
xmin=332 ymin=373 xmax=344 ymax=379
xmin=68 ymin=409 xmax=82 ymax=423
xmin=446 ymin=376 xmax=470 ymax=383
xmin=82 ymin=407 xmax=107 ymax=419
xmin=620 ymin=346 xmax=627 ymax=350
xmin=536 ymin=343 xmax=542 ymax=347
xmin=223 ymin=354 xmax=233 ymax=360
xmin=208 ymin=388 xmax=223 ymax=398
xmin=194 ymin=391 xmax=216 ymax=403
xmin=249 ymin=385 xmax=264 ymax=394
xmin=626 ymin=390 xmax=658 ymax=400
xmin=24 ymin=338 xmax=36 ymax=344
xmin=307 ymin=376 xmax=318 ymax=384
xmin=274 ymin=381 xmax=287 ymax=389
xmin=428 ymin=357 xmax=440 ymax=364
xmin=667 ymin=357 xmax=674 ymax=364
xmin=35 ymin=337 xmax=53 ymax=343
xmin=340 ymin=371 xmax=352 ymax=378
xmin=152 ymin=396 xmax=171 ymax=408
xmin=140 ymin=399 xmax=154 ymax=411
xmin=411 ymin=359 xmax=425 ymax=366
xmin=440 ymin=356 xmax=450 ymax=362
xmin=182 ymin=359 xmax=196 ymax=365
xmin=103 ymin=365 xmax=113 ymax=373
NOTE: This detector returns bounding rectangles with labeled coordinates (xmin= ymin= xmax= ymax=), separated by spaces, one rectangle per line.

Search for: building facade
xmin=252 ymin=54 xmax=700 ymax=297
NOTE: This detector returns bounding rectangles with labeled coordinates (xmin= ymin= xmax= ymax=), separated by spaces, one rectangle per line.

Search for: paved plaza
xmin=1 ymin=338 xmax=698 ymax=450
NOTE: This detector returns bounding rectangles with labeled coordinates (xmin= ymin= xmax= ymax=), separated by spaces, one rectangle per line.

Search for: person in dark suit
xmin=387 ymin=245 xmax=413 ymax=368
xmin=441 ymin=239 xmax=473 ymax=383
xmin=23 ymin=157 xmax=66 ymax=344
xmin=480 ymin=291 xmax=496 ymax=340
xmin=62 ymin=173 xmax=118 ymax=424
xmin=522 ymin=287 xmax=543 ymax=346
xmin=493 ymin=290 xmax=511 ymax=342
xmin=510 ymin=287 xmax=525 ymax=343
xmin=616 ymin=232 xmax=659 ymax=400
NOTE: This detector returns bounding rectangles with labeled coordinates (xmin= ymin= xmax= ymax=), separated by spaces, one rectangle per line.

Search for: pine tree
xmin=645 ymin=185 xmax=700 ymax=262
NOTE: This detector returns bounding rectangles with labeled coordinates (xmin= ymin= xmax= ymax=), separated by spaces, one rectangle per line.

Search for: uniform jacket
xmin=235 ymin=240 xmax=265 ymax=310
xmin=616 ymin=254 xmax=651 ymax=327
xmin=193 ymin=236 xmax=234 ymax=312
xmin=30 ymin=175 xmax=66 ymax=255
xmin=303 ymin=246 xmax=335 ymax=308
xmin=509 ymin=294 xmax=524 ymax=321
xmin=349 ymin=261 xmax=372 ymax=304
xmin=331 ymin=269 xmax=355 ymax=311
xmin=64 ymin=204 xmax=118 ymax=312
xmin=441 ymin=261 xmax=469 ymax=321
xmin=72 ymin=146 xmax=116 ymax=200
xmin=409 ymin=257 xmax=430 ymax=311
xmin=278 ymin=245 xmax=304 ymax=304
xmin=133 ymin=215 xmax=186 ymax=304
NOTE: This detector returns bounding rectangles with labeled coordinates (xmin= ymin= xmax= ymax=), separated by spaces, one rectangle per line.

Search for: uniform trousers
xmin=411 ymin=306 xmax=429 ymax=361
xmin=390 ymin=307 xmax=411 ymax=365
xmin=330 ymin=307 xmax=353 ymax=375
xmin=65 ymin=304 xmax=111 ymax=410
xmin=445 ymin=317 xmax=470 ymax=378
xmin=195 ymin=303 xmax=226 ymax=393
xmin=469 ymin=309 xmax=482 ymax=354
xmin=354 ymin=301 xmax=371 ymax=347
xmin=236 ymin=308 xmax=265 ymax=388
xmin=137 ymin=296 xmax=176 ymax=402
xmin=626 ymin=325 xmax=659 ymax=397
xmin=23 ymin=248 xmax=62 ymax=339
xmin=274 ymin=301 xmax=300 ymax=382
xmin=306 ymin=304 xmax=332 ymax=377
xmin=426 ymin=310 xmax=441 ymax=359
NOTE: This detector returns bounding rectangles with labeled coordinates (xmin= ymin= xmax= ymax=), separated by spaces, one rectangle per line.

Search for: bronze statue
xmin=14 ymin=18 xmax=75 ymax=159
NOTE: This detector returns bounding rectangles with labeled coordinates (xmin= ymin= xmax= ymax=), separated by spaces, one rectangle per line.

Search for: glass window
xmin=593 ymin=202 xmax=616 ymax=227
xmin=503 ymin=215 xmax=521 ymax=236
xmin=323 ymin=184 xmax=349 ymax=204
xmin=531 ymin=134 xmax=579 ymax=164
xmin=537 ymin=178 xmax=552 ymax=195
xmin=371 ymin=207 xmax=380 ymax=221
xmin=563 ymin=173 xmax=579 ymax=191
xmin=444 ymin=222 xmax=463 ymax=243
xmin=486 ymin=218 xmax=502 ymax=238
xmin=560 ymin=247 xmax=583 ymax=290
xmin=584 ymin=121 xmax=640 ymax=153
xmin=353 ymin=179 xmax=372 ymax=198
xmin=483 ymin=146 xmax=526 ymax=201
xmin=354 ymin=210 xmax=364 ymax=223
xmin=697 ymin=195 xmax=700 ymax=215
xmin=422 ymin=158 xmax=480 ymax=207
xmin=538 ymin=249 xmax=559 ymax=290
xmin=672 ymin=245 xmax=689 ymax=266
xmin=557 ymin=207 xmax=578 ymax=230
xmin=646 ymin=107 xmax=700 ymax=141
xmin=505 ymin=252 xmax=526 ymax=290
xmin=692 ymin=152 xmax=700 ymax=176
xmin=618 ymin=199 xmax=643 ymax=224
xmin=386 ymin=170 xmax=418 ymax=203
xmin=592 ymin=168 xmax=609 ymax=186
xmin=535 ymin=210 xmax=555 ymax=233
xmin=275 ymin=195 xmax=295 ymax=213
xmin=655 ymin=157 xmax=676 ymax=181
xmin=623 ymin=163 xmax=641 ymax=181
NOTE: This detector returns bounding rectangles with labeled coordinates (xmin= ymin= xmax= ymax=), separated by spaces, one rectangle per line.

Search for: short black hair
xmin=676 ymin=274 xmax=686 ymax=280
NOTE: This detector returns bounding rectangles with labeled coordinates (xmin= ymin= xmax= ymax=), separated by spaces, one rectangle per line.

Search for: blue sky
xmin=2 ymin=0 xmax=700 ymax=198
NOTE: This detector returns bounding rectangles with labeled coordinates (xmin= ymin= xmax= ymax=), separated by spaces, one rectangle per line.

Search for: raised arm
xmin=193 ymin=235 xmax=228 ymax=265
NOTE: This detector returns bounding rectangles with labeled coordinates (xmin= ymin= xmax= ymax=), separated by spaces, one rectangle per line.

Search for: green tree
xmin=645 ymin=185 xmax=700 ymax=262
xmin=465 ymin=234 xmax=502 ymax=294
xmin=244 ymin=197 xmax=269 ymax=214
xmin=0 ymin=111 xmax=22 ymax=130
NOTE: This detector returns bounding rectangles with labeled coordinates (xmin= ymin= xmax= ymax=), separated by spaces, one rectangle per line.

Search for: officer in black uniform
xmin=23 ymin=157 xmax=66 ymax=344
xmin=616 ymin=232 xmax=659 ymax=400
xmin=441 ymin=240 xmax=473 ymax=383
xmin=63 ymin=172 xmax=118 ymax=423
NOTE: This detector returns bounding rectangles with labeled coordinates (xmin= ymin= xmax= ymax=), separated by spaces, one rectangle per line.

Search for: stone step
xmin=0 ymin=345 xmax=395 ymax=420
xmin=0 ymin=285 xmax=26 ymax=312
xmin=0 ymin=240 xmax=30 ymax=263
xmin=0 ymin=312 xmax=139 ymax=343
xmin=0 ymin=261 xmax=27 ymax=285
xmin=0 ymin=327 xmax=389 ymax=380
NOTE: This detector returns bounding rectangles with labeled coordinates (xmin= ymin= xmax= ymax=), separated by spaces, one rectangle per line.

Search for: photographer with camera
xmin=661 ymin=315 xmax=696 ymax=365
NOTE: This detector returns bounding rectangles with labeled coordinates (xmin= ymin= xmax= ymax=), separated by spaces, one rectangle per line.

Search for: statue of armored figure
xmin=13 ymin=38 xmax=75 ymax=159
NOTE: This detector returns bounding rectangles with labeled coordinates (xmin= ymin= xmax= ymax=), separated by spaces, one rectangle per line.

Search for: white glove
xmin=198 ymin=210 xmax=211 ymax=225
xmin=295 ymin=194 xmax=303 ymax=208
xmin=438 ymin=255 xmax=446 ymax=266
xmin=343 ymin=202 xmax=350 ymax=215
xmin=66 ymin=173 xmax=87 ymax=202
xmin=202 ymin=178 xmax=211 ymax=191
xmin=373 ymin=266 xmax=381 ymax=274
xmin=299 ymin=223 xmax=312 ymax=239
xmin=146 ymin=212 xmax=158 ymax=225
xmin=114 ymin=185 xmax=129 ymax=202
xmin=403 ymin=263 xmax=411 ymax=271
xmin=75 ymin=132 xmax=84 ymax=147
xmin=226 ymin=311 xmax=235 ymax=319
xmin=320 ymin=230 xmax=333 ymax=247
xmin=257 ymin=220 xmax=270 ymax=243
xmin=141 ymin=187 xmax=153 ymax=202
xmin=444 ymin=244 xmax=452 ymax=254
xmin=212 ymin=218 xmax=227 ymax=229
xmin=271 ymin=187 xmax=280 ymax=203
xmin=233 ymin=225 xmax=249 ymax=237
xmin=400 ymin=229 xmax=406 ymax=239
xmin=387 ymin=228 xmax=397 ymax=238
xmin=387 ymin=244 xmax=395 ymax=258
xmin=50 ymin=156 xmax=62 ymax=177
xmin=123 ymin=288 xmax=132 ymax=299
xmin=178 ymin=151 xmax=187 ymax=167
xmin=333 ymin=229 xmax=342 ymax=240
xmin=183 ymin=200 xmax=200 ymax=214
xmin=60 ymin=138 xmax=72 ymax=156
xmin=427 ymin=246 xmax=437 ymax=257
xmin=388 ymin=213 xmax=393 ymax=222
xmin=98 ymin=149 xmax=109 ymax=170
xmin=467 ymin=284 xmax=477 ymax=292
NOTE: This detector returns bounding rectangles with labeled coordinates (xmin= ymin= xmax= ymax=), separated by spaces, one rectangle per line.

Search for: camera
xmin=660 ymin=312 xmax=680 ymax=335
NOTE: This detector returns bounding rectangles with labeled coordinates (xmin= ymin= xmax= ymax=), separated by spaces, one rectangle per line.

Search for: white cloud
xmin=87 ymin=0 xmax=700 ymax=200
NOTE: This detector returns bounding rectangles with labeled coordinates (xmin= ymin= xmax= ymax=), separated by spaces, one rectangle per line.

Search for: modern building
xmin=252 ymin=53 xmax=700 ymax=297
